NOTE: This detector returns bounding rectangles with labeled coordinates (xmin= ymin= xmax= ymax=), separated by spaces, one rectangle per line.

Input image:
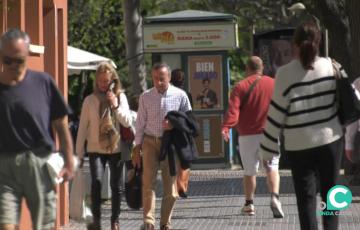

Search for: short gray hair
xmin=246 ymin=56 xmax=263 ymax=72
xmin=152 ymin=62 xmax=171 ymax=75
xmin=0 ymin=28 xmax=30 ymax=49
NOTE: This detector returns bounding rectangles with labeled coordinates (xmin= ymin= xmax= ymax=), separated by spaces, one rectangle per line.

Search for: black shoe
xmin=87 ymin=222 xmax=101 ymax=230
xmin=178 ymin=191 xmax=188 ymax=198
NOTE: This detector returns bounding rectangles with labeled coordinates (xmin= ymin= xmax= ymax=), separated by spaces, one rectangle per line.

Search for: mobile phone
xmin=108 ymin=80 xmax=115 ymax=92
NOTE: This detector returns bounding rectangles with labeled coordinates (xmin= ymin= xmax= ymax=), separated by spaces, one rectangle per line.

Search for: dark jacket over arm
xmin=160 ymin=111 xmax=199 ymax=176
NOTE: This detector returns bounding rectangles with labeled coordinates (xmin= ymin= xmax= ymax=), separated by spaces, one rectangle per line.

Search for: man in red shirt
xmin=222 ymin=56 xmax=284 ymax=218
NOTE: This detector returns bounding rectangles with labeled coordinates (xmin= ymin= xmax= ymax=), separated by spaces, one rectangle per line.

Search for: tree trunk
xmin=346 ymin=0 xmax=360 ymax=80
xmin=123 ymin=0 xmax=147 ymax=95
xmin=311 ymin=0 xmax=352 ymax=78
xmin=310 ymin=0 xmax=360 ymax=183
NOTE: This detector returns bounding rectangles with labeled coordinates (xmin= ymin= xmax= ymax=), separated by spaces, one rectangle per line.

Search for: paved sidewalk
xmin=62 ymin=170 xmax=360 ymax=230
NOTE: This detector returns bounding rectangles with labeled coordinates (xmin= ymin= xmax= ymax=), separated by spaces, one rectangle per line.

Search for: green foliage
xmin=140 ymin=0 xmax=307 ymax=86
xmin=68 ymin=0 xmax=315 ymax=106
xmin=69 ymin=0 xmax=127 ymax=74
xmin=68 ymin=0 xmax=129 ymax=114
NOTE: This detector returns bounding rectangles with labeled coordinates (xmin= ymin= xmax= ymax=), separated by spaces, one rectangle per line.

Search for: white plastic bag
xmin=46 ymin=152 xmax=78 ymax=184
xmin=69 ymin=169 xmax=91 ymax=221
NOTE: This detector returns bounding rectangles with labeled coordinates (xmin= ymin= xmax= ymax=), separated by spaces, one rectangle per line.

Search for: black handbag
xmin=352 ymin=131 xmax=360 ymax=163
xmin=125 ymin=167 xmax=142 ymax=210
xmin=278 ymin=134 xmax=290 ymax=169
xmin=332 ymin=60 xmax=360 ymax=126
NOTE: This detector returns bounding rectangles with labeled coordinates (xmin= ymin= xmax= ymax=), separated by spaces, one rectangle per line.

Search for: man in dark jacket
xmin=196 ymin=78 xmax=218 ymax=109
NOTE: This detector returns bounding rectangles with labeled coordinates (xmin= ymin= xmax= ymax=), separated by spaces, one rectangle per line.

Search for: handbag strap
xmin=331 ymin=59 xmax=348 ymax=80
xmin=240 ymin=75 xmax=262 ymax=110
xmin=331 ymin=59 xmax=341 ymax=80
xmin=331 ymin=59 xmax=346 ymax=110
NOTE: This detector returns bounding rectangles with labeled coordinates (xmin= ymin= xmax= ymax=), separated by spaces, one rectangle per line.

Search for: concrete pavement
xmin=62 ymin=170 xmax=360 ymax=230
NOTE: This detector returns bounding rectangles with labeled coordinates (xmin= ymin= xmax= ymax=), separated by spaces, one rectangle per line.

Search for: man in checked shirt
xmin=132 ymin=62 xmax=192 ymax=230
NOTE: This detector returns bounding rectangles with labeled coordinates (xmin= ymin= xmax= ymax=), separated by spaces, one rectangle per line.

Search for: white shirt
xmin=135 ymin=85 xmax=192 ymax=145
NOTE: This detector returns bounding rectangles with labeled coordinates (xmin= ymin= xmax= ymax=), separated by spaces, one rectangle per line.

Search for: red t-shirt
xmin=222 ymin=74 xmax=274 ymax=135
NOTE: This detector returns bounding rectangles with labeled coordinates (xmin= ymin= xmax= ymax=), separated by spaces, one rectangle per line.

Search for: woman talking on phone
xmin=76 ymin=62 xmax=133 ymax=230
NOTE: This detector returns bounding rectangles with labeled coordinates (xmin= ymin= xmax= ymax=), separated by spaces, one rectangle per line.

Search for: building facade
xmin=1 ymin=0 xmax=69 ymax=229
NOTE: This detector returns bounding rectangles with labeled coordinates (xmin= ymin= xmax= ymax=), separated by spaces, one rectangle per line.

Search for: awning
xmin=68 ymin=46 xmax=117 ymax=75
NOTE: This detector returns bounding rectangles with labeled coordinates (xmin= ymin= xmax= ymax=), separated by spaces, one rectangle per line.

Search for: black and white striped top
xmin=260 ymin=57 xmax=343 ymax=157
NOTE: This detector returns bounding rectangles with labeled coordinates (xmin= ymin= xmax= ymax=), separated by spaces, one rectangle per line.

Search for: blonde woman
xmin=76 ymin=62 xmax=132 ymax=230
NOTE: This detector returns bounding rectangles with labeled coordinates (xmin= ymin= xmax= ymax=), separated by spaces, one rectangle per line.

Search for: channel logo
xmin=327 ymin=185 xmax=352 ymax=210
xmin=318 ymin=185 xmax=352 ymax=216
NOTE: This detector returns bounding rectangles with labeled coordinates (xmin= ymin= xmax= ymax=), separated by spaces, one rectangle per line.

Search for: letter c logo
xmin=327 ymin=185 xmax=352 ymax=211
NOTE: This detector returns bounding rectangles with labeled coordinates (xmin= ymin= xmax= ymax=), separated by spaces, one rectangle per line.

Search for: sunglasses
xmin=2 ymin=56 xmax=26 ymax=65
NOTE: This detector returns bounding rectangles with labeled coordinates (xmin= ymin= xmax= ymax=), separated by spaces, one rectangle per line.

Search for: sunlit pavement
xmin=62 ymin=170 xmax=360 ymax=230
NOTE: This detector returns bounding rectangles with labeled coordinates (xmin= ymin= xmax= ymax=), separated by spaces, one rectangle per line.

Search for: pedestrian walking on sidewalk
xmin=76 ymin=62 xmax=133 ymax=230
xmin=222 ymin=56 xmax=284 ymax=218
xmin=132 ymin=62 xmax=192 ymax=230
xmin=260 ymin=21 xmax=344 ymax=230
xmin=0 ymin=28 xmax=74 ymax=230
xmin=170 ymin=69 xmax=193 ymax=199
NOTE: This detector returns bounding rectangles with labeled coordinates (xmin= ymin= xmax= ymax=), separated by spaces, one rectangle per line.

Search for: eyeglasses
xmin=2 ymin=56 xmax=26 ymax=65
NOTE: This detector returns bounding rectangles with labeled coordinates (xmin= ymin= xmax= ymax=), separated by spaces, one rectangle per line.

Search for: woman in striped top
xmin=260 ymin=21 xmax=344 ymax=230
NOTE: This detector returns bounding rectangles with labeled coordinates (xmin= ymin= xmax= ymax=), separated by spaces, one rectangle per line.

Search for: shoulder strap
xmin=240 ymin=75 xmax=262 ymax=110
xmin=331 ymin=59 xmax=341 ymax=80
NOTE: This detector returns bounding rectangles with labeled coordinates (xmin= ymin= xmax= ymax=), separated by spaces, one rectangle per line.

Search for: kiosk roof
xmin=145 ymin=10 xmax=235 ymax=23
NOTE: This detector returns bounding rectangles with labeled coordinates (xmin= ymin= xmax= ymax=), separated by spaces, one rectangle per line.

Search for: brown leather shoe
xmin=111 ymin=222 xmax=120 ymax=230
xmin=144 ymin=223 xmax=154 ymax=230
xmin=160 ymin=225 xmax=170 ymax=230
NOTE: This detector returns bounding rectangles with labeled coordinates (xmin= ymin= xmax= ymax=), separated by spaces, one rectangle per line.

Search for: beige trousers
xmin=142 ymin=135 xmax=178 ymax=227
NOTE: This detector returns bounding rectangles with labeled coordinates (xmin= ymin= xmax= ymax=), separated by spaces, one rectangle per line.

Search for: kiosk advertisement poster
xmin=194 ymin=115 xmax=224 ymax=158
xmin=188 ymin=55 xmax=223 ymax=110
xmin=256 ymin=38 xmax=293 ymax=77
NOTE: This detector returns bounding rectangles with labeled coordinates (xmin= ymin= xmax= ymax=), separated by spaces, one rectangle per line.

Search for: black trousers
xmin=287 ymin=138 xmax=344 ymax=230
xmin=89 ymin=153 xmax=125 ymax=224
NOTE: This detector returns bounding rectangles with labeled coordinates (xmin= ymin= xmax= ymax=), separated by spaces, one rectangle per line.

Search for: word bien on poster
xmin=188 ymin=55 xmax=223 ymax=111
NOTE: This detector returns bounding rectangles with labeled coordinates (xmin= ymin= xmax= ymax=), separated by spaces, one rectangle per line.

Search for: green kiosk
xmin=143 ymin=10 xmax=239 ymax=168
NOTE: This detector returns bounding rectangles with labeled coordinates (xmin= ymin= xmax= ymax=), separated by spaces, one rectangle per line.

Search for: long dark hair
xmin=294 ymin=21 xmax=321 ymax=70
xmin=171 ymin=69 xmax=185 ymax=88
